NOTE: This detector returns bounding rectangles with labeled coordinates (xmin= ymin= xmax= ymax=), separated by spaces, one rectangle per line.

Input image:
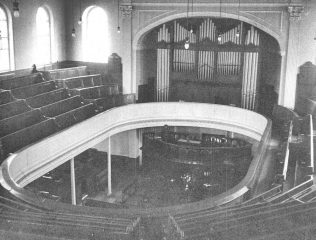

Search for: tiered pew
xmin=0 ymin=204 xmax=140 ymax=240
xmin=55 ymin=74 xmax=102 ymax=89
xmin=0 ymin=90 xmax=14 ymax=105
xmin=0 ymin=100 xmax=31 ymax=120
xmin=0 ymin=109 xmax=46 ymax=138
xmin=0 ymin=73 xmax=44 ymax=90
xmin=0 ymin=118 xmax=59 ymax=158
xmin=26 ymin=89 xmax=70 ymax=108
xmin=11 ymin=81 xmax=58 ymax=99
xmin=47 ymin=66 xmax=88 ymax=80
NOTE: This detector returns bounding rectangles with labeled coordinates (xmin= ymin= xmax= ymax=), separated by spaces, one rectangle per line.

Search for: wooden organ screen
xmin=155 ymin=19 xmax=261 ymax=111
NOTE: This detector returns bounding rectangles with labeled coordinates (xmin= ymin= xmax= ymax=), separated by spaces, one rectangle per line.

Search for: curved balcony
xmin=0 ymin=102 xmax=271 ymax=216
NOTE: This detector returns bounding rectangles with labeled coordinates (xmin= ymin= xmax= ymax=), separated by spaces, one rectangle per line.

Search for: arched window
xmin=82 ymin=6 xmax=109 ymax=63
xmin=36 ymin=7 xmax=52 ymax=65
xmin=0 ymin=6 xmax=11 ymax=72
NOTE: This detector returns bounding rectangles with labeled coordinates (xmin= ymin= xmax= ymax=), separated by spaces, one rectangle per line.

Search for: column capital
xmin=120 ymin=0 xmax=133 ymax=18
xmin=288 ymin=5 xmax=304 ymax=21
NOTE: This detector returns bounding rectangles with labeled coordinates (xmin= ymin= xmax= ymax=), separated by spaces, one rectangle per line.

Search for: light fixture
xmin=71 ymin=28 xmax=76 ymax=38
xmin=236 ymin=0 xmax=240 ymax=38
xmin=13 ymin=0 xmax=19 ymax=18
xmin=184 ymin=0 xmax=190 ymax=49
xmin=184 ymin=37 xmax=190 ymax=49
xmin=218 ymin=0 xmax=222 ymax=43
xmin=217 ymin=34 xmax=222 ymax=42
xmin=117 ymin=0 xmax=121 ymax=33
xmin=71 ymin=0 xmax=76 ymax=37
xmin=189 ymin=0 xmax=194 ymax=33
xmin=78 ymin=0 xmax=82 ymax=25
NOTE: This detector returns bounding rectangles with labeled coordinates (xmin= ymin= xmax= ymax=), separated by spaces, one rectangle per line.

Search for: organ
xmin=155 ymin=18 xmax=262 ymax=111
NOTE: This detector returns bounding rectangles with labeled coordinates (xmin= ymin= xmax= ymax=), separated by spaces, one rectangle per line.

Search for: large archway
xmin=133 ymin=13 xmax=281 ymax=116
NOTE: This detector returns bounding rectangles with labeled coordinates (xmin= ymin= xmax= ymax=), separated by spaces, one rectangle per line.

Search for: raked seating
xmin=55 ymin=74 xmax=102 ymax=89
xmin=26 ymin=89 xmax=70 ymax=108
xmin=0 ymin=210 xmax=139 ymax=240
xmin=11 ymin=81 xmax=57 ymax=99
xmin=169 ymin=200 xmax=304 ymax=239
xmin=68 ymin=84 xmax=119 ymax=98
xmin=54 ymin=103 xmax=97 ymax=129
xmin=0 ymin=100 xmax=31 ymax=120
xmin=0 ymin=90 xmax=14 ymax=105
xmin=87 ymin=94 xmax=135 ymax=112
xmin=0 ymin=119 xmax=58 ymax=159
xmin=0 ymin=73 xmax=44 ymax=90
xmin=47 ymin=66 xmax=87 ymax=80
xmin=0 ymin=109 xmax=46 ymax=138
xmin=40 ymin=96 xmax=86 ymax=117
xmin=0 ymin=73 xmax=15 ymax=81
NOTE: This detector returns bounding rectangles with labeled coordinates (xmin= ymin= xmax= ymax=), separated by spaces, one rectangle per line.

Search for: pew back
xmin=0 ymin=100 xmax=31 ymax=120
xmin=0 ymin=73 xmax=44 ymax=90
xmin=48 ymin=66 xmax=87 ymax=80
xmin=11 ymin=81 xmax=57 ymax=99
xmin=0 ymin=109 xmax=45 ymax=138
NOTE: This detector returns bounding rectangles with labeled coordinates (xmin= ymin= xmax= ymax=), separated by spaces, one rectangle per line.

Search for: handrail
xmin=283 ymin=121 xmax=293 ymax=180
xmin=0 ymin=103 xmax=270 ymax=216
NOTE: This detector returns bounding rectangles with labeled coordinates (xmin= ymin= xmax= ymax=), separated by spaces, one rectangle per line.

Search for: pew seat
xmin=40 ymin=96 xmax=86 ymax=117
xmin=0 ymin=109 xmax=46 ymax=138
xmin=55 ymin=74 xmax=102 ymax=89
xmin=48 ymin=66 xmax=87 ymax=80
xmin=88 ymin=94 xmax=136 ymax=111
xmin=0 ymin=119 xmax=58 ymax=159
xmin=11 ymin=81 xmax=58 ymax=99
xmin=68 ymin=84 xmax=120 ymax=99
xmin=0 ymin=100 xmax=31 ymax=120
xmin=0 ymin=90 xmax=14 ymax=105
xmin=54 ymin=103 xmax=97 ymax=129
xmin=0 ymin=73 xmax=15 ymax=81
xmin=0 ymin=73 xmax=44 ymax=90
xmin=26 ymin=89 xmax=70 ymax=108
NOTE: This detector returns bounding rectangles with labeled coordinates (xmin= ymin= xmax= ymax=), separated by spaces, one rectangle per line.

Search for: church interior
xmin=0 ymin=0 xmax=316 ymax=239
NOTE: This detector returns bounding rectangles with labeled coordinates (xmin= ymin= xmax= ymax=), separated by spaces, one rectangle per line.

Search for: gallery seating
xmin=40 ymin=96 xmax=85 ymax=117
xmin=55 ymin=74 xmax=102 ymax=89
xmin=0 ymin=100 xmax=31 ymax=120
xmin=0 ymin=119 xmax=58 ymax=159
xmin=26 ymin=89 xmax=70 ymax=108
xmin=0 ymin=73 xmax=44 ymax=90
xmin=68 ymin=84 xmax=119 ymax=98
xmin=0 ymin=109 xmax=46 ymax=138
xmin=0 ymin=90 xmax=14 ymax=105
xmin=47 ymin=66 xmax=88 ymax=80
xmin=11 ymin=81 xmax=58 ymax=99
xmin=54 ymin=103 xmax=97 ymax=129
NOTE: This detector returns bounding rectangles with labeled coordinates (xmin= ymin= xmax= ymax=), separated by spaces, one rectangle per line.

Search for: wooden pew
xmin=0 ymin=119 xmax=58 ymax=159
xmin=54 ymin=103 xmax=97 ymax=129
xmin=40 ymin=96 xmax=85 ymax=117
xmin=0 ymin=73 xmax=15 ymax=81
xmin=0 ymin=109 xmax=46 ymax=138
xmin=55 ymin=74 xmax=102 ymax=89
xmin=26 ymin=89 xmax=70 ymax=108
xmin=47 ymin=66 xmax=87 ymax=80
xmin=0 ymin=90 xmax=14 ymax=105
xmin=11 ymin=81 xmax=57 ymax=99
xmin=68 ymin=84 xmax=120 ymax=98
xmin=0 ymin=100 xmax=31 ymax=120
xmin=0 ymin=73 xmax=44 ymax=90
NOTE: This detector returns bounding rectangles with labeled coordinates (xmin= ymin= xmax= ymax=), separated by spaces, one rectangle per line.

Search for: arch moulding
xmin=130 ymin=9 xmax=286 ymax=95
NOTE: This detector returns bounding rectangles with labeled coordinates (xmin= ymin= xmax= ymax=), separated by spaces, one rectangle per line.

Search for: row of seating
xmin=56 ymin=74 xmax=102 ymax=89
xmin=0 ymin=204 xmax=140 ymax=240
xmin=0 ymin=73 xmax=44 ymax=90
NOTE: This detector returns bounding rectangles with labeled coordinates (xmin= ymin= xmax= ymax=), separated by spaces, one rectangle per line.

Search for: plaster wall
xmin=0 ymin=0 xmax=66 ymax=70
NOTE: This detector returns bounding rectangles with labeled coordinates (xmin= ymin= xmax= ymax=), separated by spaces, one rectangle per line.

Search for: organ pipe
xmin=156 ymin=20 xmax=260 ymax=109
